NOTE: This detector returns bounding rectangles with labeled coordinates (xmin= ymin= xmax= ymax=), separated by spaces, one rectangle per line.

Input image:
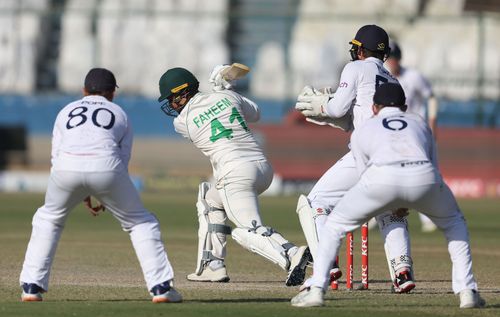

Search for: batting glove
xmin=209 ymin=64 xmax=232 ymax=91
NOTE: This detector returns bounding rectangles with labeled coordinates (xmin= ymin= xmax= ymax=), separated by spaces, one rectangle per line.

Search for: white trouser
xmin=308 ymin=151 xmax=410 ymax=265
xmin=20 ymin=169 xmax=174 ymax=291
xmin=308 ymin=164 xmax=478 ymax=294
xmin=208 ymin=160 xmax=273 ymax=228
xmin=205 ymin=160 xmax=297 ymax=270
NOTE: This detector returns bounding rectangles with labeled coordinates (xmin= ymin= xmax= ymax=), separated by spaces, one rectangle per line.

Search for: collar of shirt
xmin=187 ymin=92 xmax=203 ymax=106
xmin=82 ymin=95 xmax=109 ymax=102
xmin=364 ymin=57 xmax=383 ymax=65
xmin=175 ymin=92 xmax=203 ymax=122
xmin=377 ymin=107 xmax=405 ymax=116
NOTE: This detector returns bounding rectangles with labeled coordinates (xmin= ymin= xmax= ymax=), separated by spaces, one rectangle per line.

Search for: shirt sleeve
xmin=173 ymin=114 xmax=191 ymax=141
xmin=239 ymin=95 xmax=260 ymax=123
xmin=325 ymin=62 xmax=358 ymax=118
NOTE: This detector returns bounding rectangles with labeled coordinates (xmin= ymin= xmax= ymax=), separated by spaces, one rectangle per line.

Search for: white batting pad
xmin=194 ymin=182 xmax=230 ymax=275
xmin=296 ymin=194 xmax=321 ymax=259
xmin=232 ymin=225 xmax=292 ymax=271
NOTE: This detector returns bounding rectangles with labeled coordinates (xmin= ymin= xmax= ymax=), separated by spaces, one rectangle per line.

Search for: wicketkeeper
xmin=295 ymin=24 xmax=416 ymax=292
xmin=291 ymin=83 xmax=485 ymax=309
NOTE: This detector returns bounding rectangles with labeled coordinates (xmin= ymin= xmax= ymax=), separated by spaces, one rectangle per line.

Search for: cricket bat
xmin=221 ymin=63 xmax=250 ymax=81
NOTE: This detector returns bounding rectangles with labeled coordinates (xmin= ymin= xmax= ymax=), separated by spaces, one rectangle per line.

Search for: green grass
xmin=0 ymin=192 xmax=499 ymax=317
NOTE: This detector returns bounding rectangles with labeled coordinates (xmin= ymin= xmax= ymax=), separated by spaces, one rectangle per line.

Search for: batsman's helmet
xmin=389 ymin=40 xmax=402 ymax=60
xmin=349 ymin=25 xmax=390 ymax=61
xmin=158 ymin=67 xmax=199 ymax=116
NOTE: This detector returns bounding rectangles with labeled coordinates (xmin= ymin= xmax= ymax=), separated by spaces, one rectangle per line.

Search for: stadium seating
xmin=58 ymin=0 xmax=229 ymax=95
xmin=286 ymin=0 xmax=500 ymax=101
xmin=58 ymin=0 xmax=97 ymax=92
xmin=250 ymin=42 xmax=287 ymax=99
xmin=0 ymin=0 xmax=498 ymax=112
xmin=0 ymin=0 xmax=48 ymax=93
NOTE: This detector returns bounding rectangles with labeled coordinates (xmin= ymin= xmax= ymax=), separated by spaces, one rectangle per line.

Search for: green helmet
xmin=158 ymin=67 xmax=199 ymax=102
xmin=158 ymin=68 xmax=199 ymax=116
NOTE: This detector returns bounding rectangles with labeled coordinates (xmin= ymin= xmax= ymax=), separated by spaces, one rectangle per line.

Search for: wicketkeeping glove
xmin=295 ymin=86 xmax=331 ymax=118
xmin=305 ymin=115 xmax=353 ymax=132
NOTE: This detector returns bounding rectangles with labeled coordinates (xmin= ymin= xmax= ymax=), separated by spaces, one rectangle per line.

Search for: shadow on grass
xmin=57 ymin=297 xmax=353 ymax=304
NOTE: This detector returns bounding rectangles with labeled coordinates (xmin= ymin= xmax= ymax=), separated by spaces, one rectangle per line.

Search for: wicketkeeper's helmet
xmin=349 ymin=25 xmax=390 ymax=61
xmin=158 ymin=67 xmax=199 ymax=116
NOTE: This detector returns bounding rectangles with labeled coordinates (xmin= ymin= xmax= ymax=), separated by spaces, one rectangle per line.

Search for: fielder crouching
xmin=291 ymin=83 xmax=485 ymax=309
xmin=19 ymin=68 xmax=181 ymax=303
xmin=158 ymin=66 xmax=311 ymax=286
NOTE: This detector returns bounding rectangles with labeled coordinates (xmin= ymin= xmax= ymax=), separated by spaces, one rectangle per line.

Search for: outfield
xmin=0 ymin=192 xmax=498 ymax=317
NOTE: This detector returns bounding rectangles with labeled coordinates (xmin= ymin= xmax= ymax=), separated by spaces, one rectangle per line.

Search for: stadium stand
xmin=0 ymin=0 xmax=47 ymax=93
xmin=250 ymin=41 xmax=288 ymax=99
xmin=286 ymin=0 xmax=500 ymax=100
xmin=58 ymin=0 xmax=229 ymax=95
xmin=58 ymin=0 xmax=98 ymax=92
xmin=0 ymin=0 xmax=498 ymax=129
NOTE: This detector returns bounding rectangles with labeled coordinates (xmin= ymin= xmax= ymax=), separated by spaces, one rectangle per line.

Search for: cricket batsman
xmin=157 ymin=65 xmax=311 ymax=286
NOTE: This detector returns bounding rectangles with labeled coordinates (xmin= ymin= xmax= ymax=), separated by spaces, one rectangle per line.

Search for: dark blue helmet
xmin=349 ymin=25 xmax=390 ymax=61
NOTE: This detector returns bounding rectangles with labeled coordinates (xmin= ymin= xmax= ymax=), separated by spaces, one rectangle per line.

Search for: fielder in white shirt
xmin=19 ymin=68 xmax=182 ymax=304
xmin=292 ymin=83 xmax=485 ymax=309
xmin=295 ymin=25 xmax=415 ymax=292
xmin=386 ymin=40 xmax=439 ymax=233
xmin=157 ymin=67 xmax=310 ymax=286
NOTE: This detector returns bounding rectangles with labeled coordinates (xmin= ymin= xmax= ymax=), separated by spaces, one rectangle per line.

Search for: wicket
xmin=331 ymin=223 xmax=369 ymax=290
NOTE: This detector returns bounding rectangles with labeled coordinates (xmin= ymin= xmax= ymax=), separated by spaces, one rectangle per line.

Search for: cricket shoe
xmin=150 ymin=280 xmax=182 ymax=303
xmin=291 ymin=286 xmax=324 ymax=307
xmin=459 ymin=289 xmax=486 ymax=309
xmin=393 ymin=270 xmax=416 ymax=293
xmin=21 ymin=283 xmax=44 ymax=302
xmin=187 ymin=265 xmax=230 ymax=282
xmin=286 ymin=246 xmax=312 ymax=286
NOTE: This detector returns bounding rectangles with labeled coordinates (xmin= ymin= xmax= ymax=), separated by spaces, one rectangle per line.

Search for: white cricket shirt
xmin=395 ymin=67 xmax=433 ymax=119
xmin=350 ymin=107 xmax=437 ymax=176
xmin=51 ymin=95 xmax=132 ymax=172
xmin=325 ymin=57 xmax=399 ymax=130
xmin=173 ymin=90 xmax=267 ymax=179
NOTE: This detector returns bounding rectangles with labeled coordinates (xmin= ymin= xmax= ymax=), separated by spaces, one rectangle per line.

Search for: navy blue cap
xmin=373 ymin=83 xmax=406 ymax=107
xmin=84 ymin=68 xmax=118 ymax=93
